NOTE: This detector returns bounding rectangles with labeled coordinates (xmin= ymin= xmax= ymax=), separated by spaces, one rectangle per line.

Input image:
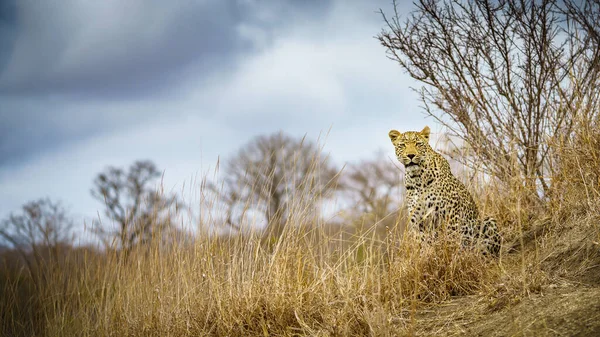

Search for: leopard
xmin=388 ymin=126 xmax=501 ymax=256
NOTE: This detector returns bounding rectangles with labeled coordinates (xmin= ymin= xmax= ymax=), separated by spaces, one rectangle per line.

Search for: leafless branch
xmin=379 ymin=0 xmax=600 ymax=202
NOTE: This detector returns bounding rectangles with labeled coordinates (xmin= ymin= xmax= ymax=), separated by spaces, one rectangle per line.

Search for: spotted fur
xmin=389 ymin=126 xmax=501 ymax=256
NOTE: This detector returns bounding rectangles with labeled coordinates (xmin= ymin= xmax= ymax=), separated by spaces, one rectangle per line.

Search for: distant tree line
xmin=0 ymin=131 xmax=406 ymax=260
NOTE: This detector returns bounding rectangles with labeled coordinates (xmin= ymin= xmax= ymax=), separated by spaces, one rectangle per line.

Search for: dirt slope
xmin=416 ymin=216 xmax=600 ymax=337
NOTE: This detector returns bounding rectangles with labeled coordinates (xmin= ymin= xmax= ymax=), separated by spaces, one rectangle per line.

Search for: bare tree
xmin=378 ymin=0 xmax=600 ymax=202
xmin=91 ymin=160 xmax=178 ymax=256
xmin=336 ymin=153 xmax=406 ymax=241
xmin=211 ymin=132 xmax=340 ymax=241
xmin=0 ymin=198 xmax=74 ymax=277
xmin=341 ymin=152 xmax=404 ymax=220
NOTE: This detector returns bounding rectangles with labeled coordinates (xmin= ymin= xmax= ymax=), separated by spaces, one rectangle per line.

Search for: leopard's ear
xmin=420 ymin=126 xmax=431 ymax=140
xmin=389 ymin=130 xmax=402 ymax=142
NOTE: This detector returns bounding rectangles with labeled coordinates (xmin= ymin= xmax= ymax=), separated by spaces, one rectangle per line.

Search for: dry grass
xmin=3 ymin=127 xmax=600 ymax=337
xmin=2 ymin=223 xmax=505 ymax=337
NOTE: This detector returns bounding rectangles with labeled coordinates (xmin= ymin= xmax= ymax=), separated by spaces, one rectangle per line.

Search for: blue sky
xmin=0 ymin=0 xmax=435 ymax=236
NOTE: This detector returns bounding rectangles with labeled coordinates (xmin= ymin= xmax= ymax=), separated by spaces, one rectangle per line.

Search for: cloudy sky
xmin=0 ymin=0 xmax=435 ymax=236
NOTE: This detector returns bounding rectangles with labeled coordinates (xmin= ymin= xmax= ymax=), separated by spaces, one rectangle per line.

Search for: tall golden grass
xmin=2 ymin=127 xmax=600 ymax=336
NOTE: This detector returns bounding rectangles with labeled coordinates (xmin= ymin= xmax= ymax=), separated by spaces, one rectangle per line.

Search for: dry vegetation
xmin=1 ymin=125 xmax=600 ymax=336
xmin=3 ymin=0 xmax=600 ymax=336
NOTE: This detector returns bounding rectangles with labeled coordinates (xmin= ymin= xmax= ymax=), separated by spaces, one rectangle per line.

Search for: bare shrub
xmin=91 ymin=160 xmax=180 ymax=257
xmin=210 ymin=132 xmax=340 ymax=242
xmin=340 ymin=152 xmax=404 ymax=226
xmin=0 ymin=198 xmax=74 ymax=277
xmin=378 ymin=0 xmax=600 ymax=205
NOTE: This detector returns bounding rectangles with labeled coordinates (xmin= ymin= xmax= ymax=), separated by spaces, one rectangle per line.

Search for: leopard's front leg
xmin=406 ymin=188 xmax=428 ymax=239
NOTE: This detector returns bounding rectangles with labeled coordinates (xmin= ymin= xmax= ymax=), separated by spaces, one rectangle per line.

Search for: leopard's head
xmin=388 ymin=126 xmax=431 ymax=175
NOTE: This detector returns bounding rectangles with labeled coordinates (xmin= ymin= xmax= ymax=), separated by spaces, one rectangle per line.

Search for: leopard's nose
xmin=407 ymin=154 xmax=415 ymax=160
